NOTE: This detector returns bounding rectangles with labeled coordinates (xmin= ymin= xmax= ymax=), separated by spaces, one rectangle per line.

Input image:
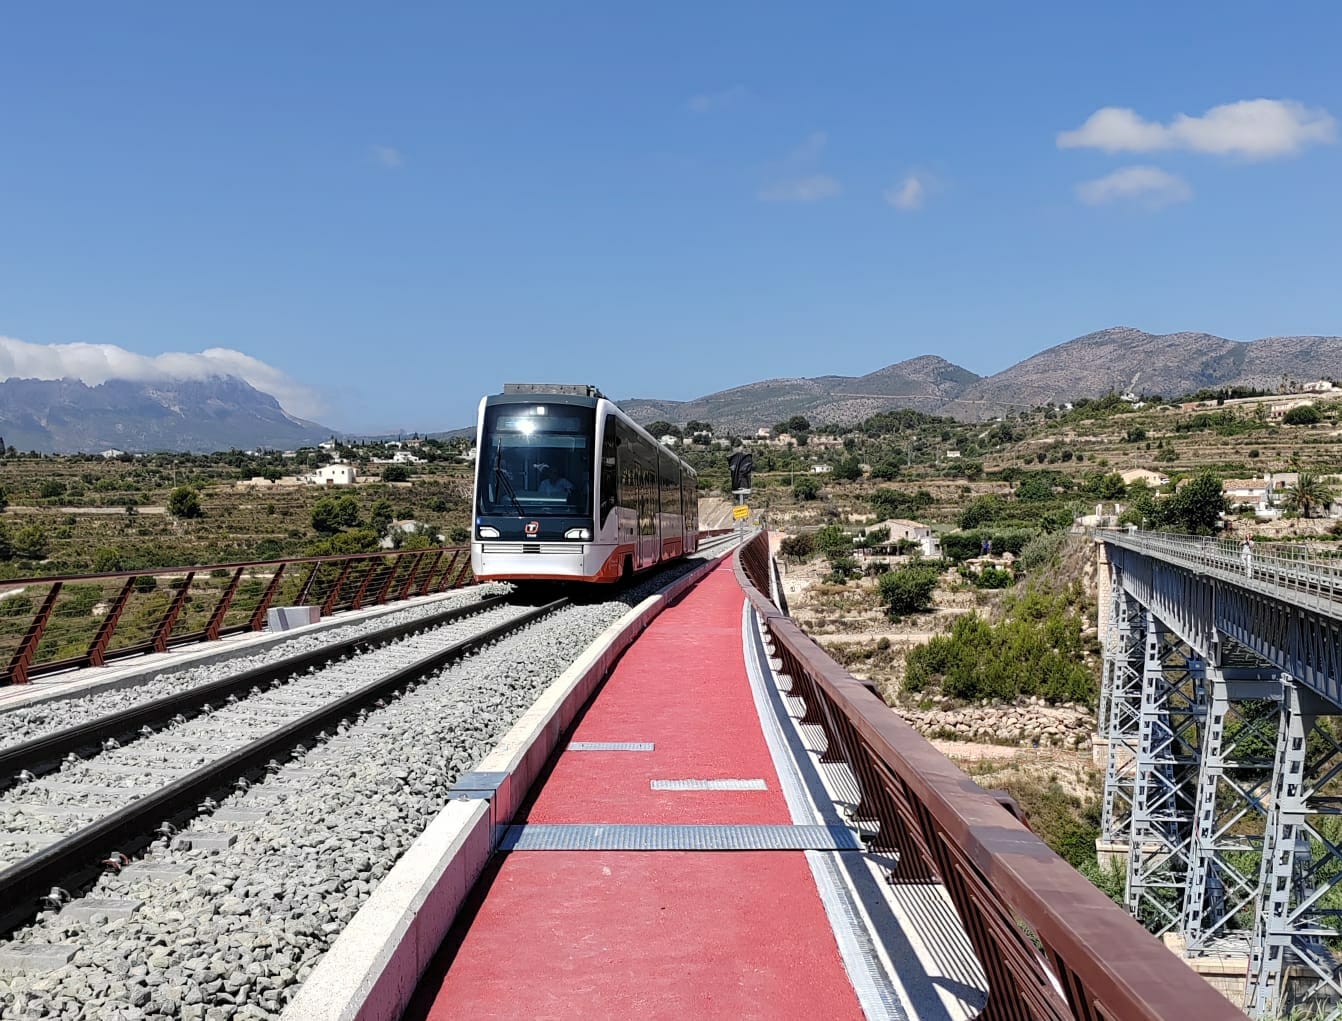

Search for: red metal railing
xmin=0 ymin=546 xmax=474 ymax=686
xmin=735 ymin=532 xmax=1245 ymax=1020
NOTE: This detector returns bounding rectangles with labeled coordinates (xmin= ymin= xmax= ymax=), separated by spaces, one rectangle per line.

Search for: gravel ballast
xmin=0 ymin=548 xmax=731 ymax=1019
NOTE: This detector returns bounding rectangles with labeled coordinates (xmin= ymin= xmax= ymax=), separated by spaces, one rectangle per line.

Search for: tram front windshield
xmin=477 ymin=404 xmax=594 ymax=517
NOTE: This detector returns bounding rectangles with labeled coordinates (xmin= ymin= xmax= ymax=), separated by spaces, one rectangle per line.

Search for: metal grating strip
xmin=569 ymin=742 xmax=654 ymax=752
xmin=500 ymin=823 xmax=861 ymax=851
xmin=651 ymin=778 xmax=767 ymax=791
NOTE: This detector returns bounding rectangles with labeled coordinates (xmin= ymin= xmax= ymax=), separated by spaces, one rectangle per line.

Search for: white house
xmin=1120 ymin=468 xmax=1169 ymax=488
xmin=318 ymin=440 xmax=338 ymax=452
xmin=100 ymin=448 xmax=126 ymax=459
xmin=390 ymin=450 xmax=423 ymax=464
xmin=1223 ymin=478 xmax=1270 ymax=509
xmin=1302 ymin=380 xmax=1337 ymax=394
xmin=658 ymin=434 xmax=679 ymax=447
xmin=309 ymin=463 xmax=356 ymax=486
xmin=863 ymin=518 xmax=940 ymax=558
xmin=810 ymin=463 xmax=832 ymax=474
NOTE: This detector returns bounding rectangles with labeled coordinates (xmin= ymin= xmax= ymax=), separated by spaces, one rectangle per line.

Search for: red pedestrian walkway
xmin=409 ymin=558 xmax=867 ymax=1020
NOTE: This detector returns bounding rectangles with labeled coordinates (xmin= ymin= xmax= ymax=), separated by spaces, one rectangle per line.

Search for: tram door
xmin=637 ymin=460 xmax=658 ymax=569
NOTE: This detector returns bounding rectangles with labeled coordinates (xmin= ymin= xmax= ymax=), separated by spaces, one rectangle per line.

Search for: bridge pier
xmin=1182 ymin=666 xmax=1279 ymax=960
xmin=1125 ymin=612 xmax=1204 ymax=934
xmin=1099 ymin=530 xmax=1342 ymax=1018
xmin=1099 ymin=570 xmax=1144 ymax=860
xmin=1247 ymin=680 xmax=1342 ymax=1016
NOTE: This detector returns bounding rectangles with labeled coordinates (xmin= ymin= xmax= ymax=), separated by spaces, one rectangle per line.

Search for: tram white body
xmin=470 ymin=384 xmax=699 ymax=583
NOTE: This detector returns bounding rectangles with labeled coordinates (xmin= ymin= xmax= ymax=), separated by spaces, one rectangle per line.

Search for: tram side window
xmin=600 ymin=424 xmax=618 ymax=525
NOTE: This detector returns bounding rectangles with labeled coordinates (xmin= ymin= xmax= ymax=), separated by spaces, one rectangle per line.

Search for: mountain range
xmin=619 ymin=327 xmax=1342 ymax=431
xmin=0 ymin=376 xmax=329 ymax=453
xmin=5 ymin=327 xmax=1341 ymax=452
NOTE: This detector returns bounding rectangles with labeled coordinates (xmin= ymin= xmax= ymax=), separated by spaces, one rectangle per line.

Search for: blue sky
xmin=2 ymin=3 xmax=1340 ymax=432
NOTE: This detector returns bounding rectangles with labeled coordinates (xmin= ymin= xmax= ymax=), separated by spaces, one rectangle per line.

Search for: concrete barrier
xmin=282 ymin=555 xmax=723 ymax=1021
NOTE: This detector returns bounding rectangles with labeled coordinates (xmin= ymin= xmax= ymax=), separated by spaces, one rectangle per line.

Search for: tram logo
xmin=525 ymin=520 xmax=540 ymax=536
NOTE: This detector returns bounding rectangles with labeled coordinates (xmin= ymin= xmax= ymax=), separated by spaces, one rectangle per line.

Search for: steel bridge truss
xmin=1100 ymin=538 xmax=1342 ymax=1017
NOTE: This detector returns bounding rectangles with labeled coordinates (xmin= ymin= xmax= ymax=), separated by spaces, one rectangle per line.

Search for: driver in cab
xmin=539 ymin=466 xmax=574 ymax=498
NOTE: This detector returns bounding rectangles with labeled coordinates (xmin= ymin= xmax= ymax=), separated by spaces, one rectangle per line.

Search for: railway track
xmin=0 ymin=542 xmax=737 ymax=1018
xmin=0 ymin=597 xmax=566 ymax=935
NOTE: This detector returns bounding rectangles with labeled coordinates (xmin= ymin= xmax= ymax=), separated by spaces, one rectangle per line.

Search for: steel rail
xmin=0 ymin=595 xmax=509 ymax=787
xmin=0 ymin=597 xmax=569 ymax=936
xmin=733 ymin=532 xmax=1245 ymax=1021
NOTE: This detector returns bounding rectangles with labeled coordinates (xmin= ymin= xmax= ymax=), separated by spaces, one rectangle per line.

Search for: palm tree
xmin=1283 ymin=471 xmax=1335 ymax=519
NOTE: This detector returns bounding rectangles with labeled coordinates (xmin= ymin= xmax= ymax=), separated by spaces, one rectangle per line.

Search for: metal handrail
xmin=1 ymin=545 xmax=475 ymax=686
xmin=733 ymin=531 xmax=1245 ymax=1020
xmin=1099 ymin=527 xmax=1342 ymax=620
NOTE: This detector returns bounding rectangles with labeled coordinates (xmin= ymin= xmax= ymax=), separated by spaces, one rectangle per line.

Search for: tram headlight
xmin=478 ymin=526 xmax=500 ymax=538
xmin=564 ymin=528 xmax=591 ymax=540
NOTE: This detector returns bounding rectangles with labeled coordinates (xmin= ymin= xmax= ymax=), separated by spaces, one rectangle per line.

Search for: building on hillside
xmin=808 ymin=434 xmax=844 ymax=450
xmin=1270 ymin=399 xmax=1315 ymax=419
xmin=810 ymin=463 xmax=832 ymax=474
xmin=390 ymin=450 xmax=423 ymax=464
xmin=308 ymin=463 xmax=356 ymax=486
xmin=100 ymin=449 xmax=126 ymax=459
xmin=380 ymin=519 xmax=444 ymax=549
xmin=945 ymin=450 xmax=961 ymax=459
xmin=756 ymin=427 xmax=771 ymax=439
xmin=1223 ymin=478 xmax=1270 ymax=509
xmin=863 ymin=518 xmax=940 ymax=558
xmin=1302 ymin=380 xmax=1337 ymax=394
xmin=1120 ymin=468 xmax=1169 ymax=488
xmin=318 ymin=440 xmax=338 ymax=451
xmin=659 ymin=434 xmax=679 ymax=447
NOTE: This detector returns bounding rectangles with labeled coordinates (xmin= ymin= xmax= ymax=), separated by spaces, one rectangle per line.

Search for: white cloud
xmin=371 ymin=145 xmax=403 ymax=169
xmin=757 ymin=132 xmax=839 ymax=201
xmin=1058 ymin=99 xmax=1336 ymax=160
xmin=1075 ymin=165 xmax=1192 ymax=208
xmin=788 ymin=131 xmax=828 ymax=164
xmin=0 ymin=336 xmax=325 ymax=419
xmin=885 ymin=173 xmax=933 ymax=211
xmin=687 ymin=85 xmax=747 ymax=114
xmin=757 ymin=175 xmax=842 ymax=202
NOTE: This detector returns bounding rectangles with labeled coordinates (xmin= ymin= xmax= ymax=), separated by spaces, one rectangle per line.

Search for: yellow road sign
xmin=733 ymin=505 xmax=750 ymax=520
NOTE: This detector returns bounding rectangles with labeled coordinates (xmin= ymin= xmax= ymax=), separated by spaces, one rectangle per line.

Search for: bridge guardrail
xmin=0 ymin=546 xmax=475 ymax=686
xmin=735 ymin=531 xmax=1244 ymax=1020
xmin=1098 ymin=527 xmax=1342 ymax=618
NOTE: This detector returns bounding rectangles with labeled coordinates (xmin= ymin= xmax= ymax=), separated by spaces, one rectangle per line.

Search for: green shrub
xmin=167 ymin=486 xmax=203 ymax=519
xmin=871 ymin=487 xmax=932 ymax=519
xmin=826 ymin=555 xmax=860 ymax=582
xmin=1284 ymin=404 xmax=1321 ymax=425
xmin=877 ymin=565 xmax=940 ymax=618
xmin=967 ymin=566 xmax=1014 ymax=589
xmin=793 ymin=476 xmax=820 ymax=501
xmin=1018 ymin=531 xmax=1068 ymax=573
xmin=779 ymin=534 xmax=815 ymax=559
xmin=958 ymin=495 xmax=1004 ymax=530
xmin=813 ymin=524 xmax=851 ymax=558
xmin=904 ymin=590 xmax=1094 ymax=703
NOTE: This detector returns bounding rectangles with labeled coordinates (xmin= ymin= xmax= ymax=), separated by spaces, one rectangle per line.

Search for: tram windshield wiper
xmin=493 ymin=443 xmax=525 ymax=516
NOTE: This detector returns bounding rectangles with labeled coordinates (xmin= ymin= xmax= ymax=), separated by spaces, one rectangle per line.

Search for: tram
xmin=471 ymin=384 xmax=699 ymax=583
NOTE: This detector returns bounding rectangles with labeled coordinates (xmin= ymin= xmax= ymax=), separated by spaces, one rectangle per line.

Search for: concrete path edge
xmin=280 ymin=554 xmax=725 ymax=1021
